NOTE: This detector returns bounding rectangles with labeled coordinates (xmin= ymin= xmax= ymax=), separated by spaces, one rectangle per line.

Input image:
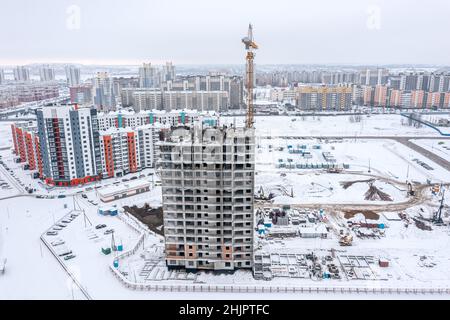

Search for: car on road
xmin=95 ymin=224 xmax=107 ymax=230
xmin=57 ymin=195 xmax=66 ymax=198
xmin=130 ymin=176 xmax=138 ymax=180
xmin=81 ymin=194 xmax=88 ymax=198
xmin=35 ymin=195 xmax=44 ymax=199
xmin=64 ymin=254 xmax=76 ymax=261
xmin=46 ymin=231 xmax=58 ymax=236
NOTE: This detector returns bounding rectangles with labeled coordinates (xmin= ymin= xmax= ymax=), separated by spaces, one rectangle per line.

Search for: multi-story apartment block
xmin=123 ymin=74 xmax=244 ymax=111
xmin=13 ymin=66 xmax=30 ymax=82
xmin=162 ymin=62 xmax=176 ymax=82
xmin=65 ymin=66 xmax=81 ymax=87
xmin=99 ymin=124 xmax=160 ymax=178
xmin=139 ymin=63 xmax=160 ymax=88
xmin=12 ymin=104 xmax=219 ymax=186
xmin=39 ymin=65 xmax=55 ymax=82
xmin=70 ymin=84 xmax=93 ymax=105
xmin=295 ymin=85 xmax=353 ymax=111
xmin=36 ymin=104 xmax=102 ymax=187
xmin=96 ymin=109 xmax=218 ymax=131
xmin=93 ymin=72 xmax=116 ymax=111
xmin=159 ymin=125 xmax=255 ymax=271
xmin=0 ymin=69 xmax=5 ymax=85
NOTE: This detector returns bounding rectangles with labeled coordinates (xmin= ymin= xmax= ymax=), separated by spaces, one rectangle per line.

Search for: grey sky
xmin=1 ymin=0 xmax=450 ymax=66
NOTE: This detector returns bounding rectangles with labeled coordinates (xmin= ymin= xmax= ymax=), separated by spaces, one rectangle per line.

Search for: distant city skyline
xmin=1 ymin=0 xmax=450 ymax=66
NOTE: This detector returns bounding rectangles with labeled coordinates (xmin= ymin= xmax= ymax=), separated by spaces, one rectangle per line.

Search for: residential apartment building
xmin=39 ymin=65 xmax=55 ymax=82
xmin=13 ymin=66 xmax=30 ymax=82
xmin=159 ymin=125 xmax=255 ymax=271
xmin=96 ymin=109 xmax=218 ymax=131
xmin=295 ymin=85 xmax=353 ymax=111
xmin=0 ymin=69 xmax=5 ymax=85
xmin=10 ymin=122 xmax=43 ymax=176
xmin=65 ymin=66 xmax=81 ymax=87
xmin=99 ymin=125 xmax=159 ymax=178
xmin=139 ymin=63 xmax=160 ymax=88
xmin=36 ymin=104 xmax=102 ymax=187
xmin=93 ymin=72 xmax=116 ymax=111
xmin=69 ymin=84 xmax=93 ymax=105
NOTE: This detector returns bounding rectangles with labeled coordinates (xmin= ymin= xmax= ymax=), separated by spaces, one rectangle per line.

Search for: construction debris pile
xmin=253 ymin=251 xmax=388 ymax=281
xmin=364 ymin=182 xmax=393 ymax=201
xmin=255 ymin=207 xmax=329 ymax=239
xmin=340 ymin=179 xmax=394 ymax=202
xmin=340 ymin=178 xmax=375 ymax=189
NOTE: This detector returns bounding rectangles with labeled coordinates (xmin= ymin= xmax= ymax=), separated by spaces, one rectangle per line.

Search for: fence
xmin=109 ymin=266 xmax=450 ymax=295
xmin=112 ymin=211 xmax=450 ymax=296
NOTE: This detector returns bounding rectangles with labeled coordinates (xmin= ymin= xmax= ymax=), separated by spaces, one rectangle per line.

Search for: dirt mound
xmin=344 ymin=210 xmax=380 ymax=221
xmin=123 ymin=204 xmax=164 ymax=235
xmin=340 ymin=179 xmax=375 ymax=190
xmin=364 ymin=183 xmax=393 ymax=201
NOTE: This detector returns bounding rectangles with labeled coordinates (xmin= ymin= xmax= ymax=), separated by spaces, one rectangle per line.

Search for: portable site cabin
xmin=98 ymin=206 xmax=118 ymax=216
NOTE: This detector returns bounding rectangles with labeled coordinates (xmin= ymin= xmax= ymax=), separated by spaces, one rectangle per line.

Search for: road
xmin=396 ymin=138 xmax=450 ymax=172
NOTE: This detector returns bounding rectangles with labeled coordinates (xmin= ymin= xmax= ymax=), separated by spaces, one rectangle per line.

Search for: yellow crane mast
xmin=242 ymin=24 xmax=258 ymax=129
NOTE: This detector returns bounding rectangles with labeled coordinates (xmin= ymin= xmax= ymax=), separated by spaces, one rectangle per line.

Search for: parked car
xmin=104 ymin=229 xmax=114 ymax=235
xmin=64 ymin=254 xmax=76 ymax=261
xmin=95 ymin=224 xmax=107 ymax=230
xmin=57 ymin=195 xmax=66 ymax=199
xmin=46 ymin=231 xmax=58 ymax=236
xmin=81 ymin=194 xmax=88 ymax=199
xmin=51 ymin=239 xmax=65 ymax=246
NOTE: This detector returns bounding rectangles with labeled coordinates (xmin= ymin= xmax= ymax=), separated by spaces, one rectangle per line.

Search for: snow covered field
xmin=223 ymin=114 xmax=443 ymax=137
xmin=254 ymin=138 xmax=450 ymax=205
xmin=411 ymin=139 xmax=450 ymax=161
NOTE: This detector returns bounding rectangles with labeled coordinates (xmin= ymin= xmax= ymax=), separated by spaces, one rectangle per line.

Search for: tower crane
xmin=242 ymin=24 xmax=258 ymax=129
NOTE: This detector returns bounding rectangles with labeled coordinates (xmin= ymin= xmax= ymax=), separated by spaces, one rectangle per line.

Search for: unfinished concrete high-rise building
xmin=159 ymin=124 xmax=255 ymax=271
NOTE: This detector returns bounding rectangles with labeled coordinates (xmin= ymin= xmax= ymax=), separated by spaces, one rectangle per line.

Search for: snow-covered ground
xmin=411 ymin=139 xmax=450 ymax=161
xmin=223 ymin=114 xmax=444 ymax=137
xmin=254 ymin=138 xmax=450 ymax=205
xmin=1 ymin=115 xmax=450 ymax=299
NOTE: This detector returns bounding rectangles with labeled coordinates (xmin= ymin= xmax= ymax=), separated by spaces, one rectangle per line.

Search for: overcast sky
xmin=1 ymin=0 xmax=450 ymax=66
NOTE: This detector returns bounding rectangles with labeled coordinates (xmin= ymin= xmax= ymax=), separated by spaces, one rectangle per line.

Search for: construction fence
xmin=109 ymin=266 xmax=450 ymax=295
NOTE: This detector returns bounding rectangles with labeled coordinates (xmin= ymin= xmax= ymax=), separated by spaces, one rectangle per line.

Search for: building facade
xmin=159 ymin=125 xmax=255 ymax=271
xmin=93 ymin=72 xmax=116 ymax=111
xmin=65 ymin=66 xmax=81 ymax=87
xmin=13 ymin=66 xmax=30 ymax=82
xmin=99 ymin=124 xmax=159 ymax=178
xmin=36 ymin=104 xmax=102 ymax=186
xmin=295 ymin=85 xmax=353 ymax=111
xmin=39 ymin=65 xmax=55 ymax=82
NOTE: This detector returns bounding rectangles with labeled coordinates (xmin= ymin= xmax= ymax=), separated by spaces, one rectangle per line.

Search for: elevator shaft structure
xmin=242 ymin=24 xmax=258 ymax=129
